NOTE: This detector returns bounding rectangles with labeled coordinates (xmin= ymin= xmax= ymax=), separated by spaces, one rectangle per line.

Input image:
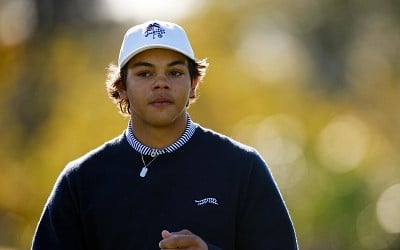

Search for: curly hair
xmin=105 ymin=58 xmax=208 ymax=116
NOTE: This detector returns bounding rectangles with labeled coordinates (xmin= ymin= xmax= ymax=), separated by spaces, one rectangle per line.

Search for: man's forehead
xmin=127 ymin=48 xmax=188 ymax=66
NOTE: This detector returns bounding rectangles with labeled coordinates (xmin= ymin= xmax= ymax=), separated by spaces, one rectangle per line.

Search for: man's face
xmin=120 ymin=48 xmax=197 ymax=130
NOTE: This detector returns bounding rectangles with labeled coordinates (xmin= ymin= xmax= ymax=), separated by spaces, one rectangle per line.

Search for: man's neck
xmin=131 ymin=116 xmax=188 ymax=150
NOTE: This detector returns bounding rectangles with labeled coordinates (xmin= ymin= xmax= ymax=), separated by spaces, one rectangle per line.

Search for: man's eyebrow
xmin=167 ymin=60 xmax=187 ymax=67
xmin=129 ymin=62 xmax=154 ymax=68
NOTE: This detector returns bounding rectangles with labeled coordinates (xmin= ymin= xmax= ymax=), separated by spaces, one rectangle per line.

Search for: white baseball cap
xmin=118 ymin=20 xmax=195 ymax=69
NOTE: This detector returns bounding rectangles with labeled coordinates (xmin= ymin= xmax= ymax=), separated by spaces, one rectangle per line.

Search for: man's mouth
xmin=150 ymin=97 xmax=172 ymax=107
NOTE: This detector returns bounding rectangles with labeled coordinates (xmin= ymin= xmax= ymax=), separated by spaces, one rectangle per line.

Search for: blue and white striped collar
xmin=125 ymin=115 xmax=198 ymax=156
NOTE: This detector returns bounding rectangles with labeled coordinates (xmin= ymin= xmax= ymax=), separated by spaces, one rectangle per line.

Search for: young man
xmin=32 ymin=20 xmax=298 ymax=249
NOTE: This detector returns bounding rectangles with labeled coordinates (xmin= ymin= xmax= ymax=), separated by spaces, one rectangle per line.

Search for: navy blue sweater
xmin=32 ymin=126 xmax=297 ymax=249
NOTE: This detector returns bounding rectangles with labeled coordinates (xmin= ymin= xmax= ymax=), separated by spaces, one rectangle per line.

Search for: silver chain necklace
xmin=139 ymin=153 xmax=159 ymax=177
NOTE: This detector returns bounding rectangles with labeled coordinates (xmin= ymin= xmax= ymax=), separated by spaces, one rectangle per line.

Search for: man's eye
xmin=137 ymin=71 xmax=151 ymax=77
xmin=170 ymin=71 xmax=183 ymax=77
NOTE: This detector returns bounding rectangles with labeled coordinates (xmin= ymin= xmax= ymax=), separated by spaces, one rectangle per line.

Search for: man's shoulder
xmin=191 ymin=125 xmax=268 ymax=175
xmin=193 ymin=125 xmax=258 ymax=155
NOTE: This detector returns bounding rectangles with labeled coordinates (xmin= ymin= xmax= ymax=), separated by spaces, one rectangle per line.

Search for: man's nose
xmin=152 ymin=75 xmax=170 ymax=89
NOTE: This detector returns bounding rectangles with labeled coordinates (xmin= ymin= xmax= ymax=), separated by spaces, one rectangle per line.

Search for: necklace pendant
xmin=140 ymin=167 xmax=148 ymax=177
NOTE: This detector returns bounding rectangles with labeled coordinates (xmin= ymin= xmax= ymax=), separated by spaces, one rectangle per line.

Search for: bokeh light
xmin=99 ymin=0 xmax=207 ymax=22
xmin=376 ymin=183 xmax=400 ymax=234
xmin=235 ymin=14 xmax=312 ymax=85
xmin=232 ymin=114 xmax=307 ymax=189
xmin=0 ymin=0 xmax=36 ymax=45
xmin=316 ymin=115 xmax=370 ymax=173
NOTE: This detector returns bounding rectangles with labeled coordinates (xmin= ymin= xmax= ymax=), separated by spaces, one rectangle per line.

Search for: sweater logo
xmin=195 ymin=197 xmax=219 ymax=206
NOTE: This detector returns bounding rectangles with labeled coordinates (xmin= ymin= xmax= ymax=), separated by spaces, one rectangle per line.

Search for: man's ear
xmin=117 ymin=79 xmax=128 ymax=98
xmin=119 ymin=89 xmax=127 ymax=99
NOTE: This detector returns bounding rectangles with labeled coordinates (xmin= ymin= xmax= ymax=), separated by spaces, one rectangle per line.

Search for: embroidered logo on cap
xmin=195 ymin=198 xmax=219 ymax=206
xmin=145 ymin=23 xmax=166 ymax=39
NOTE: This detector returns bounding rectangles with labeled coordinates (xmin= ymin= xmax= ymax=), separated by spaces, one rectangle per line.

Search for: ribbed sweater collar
xmin=124 ymin=115 xmax=198 ymax=156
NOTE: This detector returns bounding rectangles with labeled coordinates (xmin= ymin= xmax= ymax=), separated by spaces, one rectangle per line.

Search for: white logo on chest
xmin=195 ymin=198 xmax=219 ymax=206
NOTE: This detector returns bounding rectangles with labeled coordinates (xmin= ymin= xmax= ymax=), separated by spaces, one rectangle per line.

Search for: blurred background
xmin=0 ymin=0 xmax=399 ymax=249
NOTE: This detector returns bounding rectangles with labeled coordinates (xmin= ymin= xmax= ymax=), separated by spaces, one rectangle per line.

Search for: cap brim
xmin=119 ymin=44 xmax=195 ymax=68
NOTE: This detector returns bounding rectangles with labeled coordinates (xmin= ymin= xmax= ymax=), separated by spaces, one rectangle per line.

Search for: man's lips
xmin=150 ymin=97 xmax=173 ymax=107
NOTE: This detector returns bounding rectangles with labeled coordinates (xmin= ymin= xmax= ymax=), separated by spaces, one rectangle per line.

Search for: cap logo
xmin=144 ymin=22 xmax=166 ymax=39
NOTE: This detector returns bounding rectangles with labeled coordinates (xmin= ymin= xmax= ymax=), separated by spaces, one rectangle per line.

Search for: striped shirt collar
xmin=125 ymin=115 xmax=198 ymax=156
